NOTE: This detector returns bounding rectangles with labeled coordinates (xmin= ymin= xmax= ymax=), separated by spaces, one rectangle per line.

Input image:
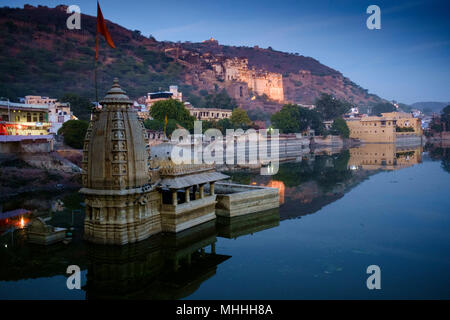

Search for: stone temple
xmin=80 ymin=79 xmax=279 ymax=245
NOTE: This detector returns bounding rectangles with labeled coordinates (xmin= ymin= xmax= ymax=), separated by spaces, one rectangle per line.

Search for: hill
xmin=410 ymin=102 xmax=449 ymax=114
xmin=0 ymin=4 xmax=383 ymax=118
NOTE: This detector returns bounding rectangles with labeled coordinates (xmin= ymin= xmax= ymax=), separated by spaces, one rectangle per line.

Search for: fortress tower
xmin=80 ymin=78 xmax=161 ymax=245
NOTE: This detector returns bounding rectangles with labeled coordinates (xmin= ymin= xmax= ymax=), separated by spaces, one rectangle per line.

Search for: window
xmin=27 ymin=113 xmax=31 ymax=122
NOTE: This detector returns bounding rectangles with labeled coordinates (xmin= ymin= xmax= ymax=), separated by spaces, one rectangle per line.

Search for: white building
xmin=24 ymin=96 xmax=76 ymax=134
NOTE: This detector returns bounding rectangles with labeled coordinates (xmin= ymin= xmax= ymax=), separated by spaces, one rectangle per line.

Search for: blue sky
xmin=5 ymin=0 xmax=450 ymax=104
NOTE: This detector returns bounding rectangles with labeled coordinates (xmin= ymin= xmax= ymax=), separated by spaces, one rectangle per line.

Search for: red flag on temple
xmin=96 ymin=1 xmax=115 ymax=60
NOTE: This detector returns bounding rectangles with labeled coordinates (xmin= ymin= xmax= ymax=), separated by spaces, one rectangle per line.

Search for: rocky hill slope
xmin=0 ymin=4 xmax=383 ymax=115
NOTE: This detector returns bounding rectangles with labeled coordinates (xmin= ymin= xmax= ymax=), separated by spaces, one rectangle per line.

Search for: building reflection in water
xmin=348 ymin=144 xmax=423 ymax=171
xmin=265 ymin=181 xmax=285 ymax=205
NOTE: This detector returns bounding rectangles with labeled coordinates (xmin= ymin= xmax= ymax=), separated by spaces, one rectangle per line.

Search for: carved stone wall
xmin=80 ymin=79 xmax=161 ymax=245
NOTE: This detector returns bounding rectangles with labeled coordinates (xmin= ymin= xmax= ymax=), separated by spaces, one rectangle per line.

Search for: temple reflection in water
xmin=0 ymin=204 xmax=280 ymax=299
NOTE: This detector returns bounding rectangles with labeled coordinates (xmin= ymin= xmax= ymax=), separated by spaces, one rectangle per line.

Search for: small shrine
xmin=27 ymin=218 xmax=67 ymax=245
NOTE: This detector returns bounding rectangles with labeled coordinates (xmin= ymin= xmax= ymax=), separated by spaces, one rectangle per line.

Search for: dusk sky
xmin=6 ymin=0 xmax=450 ymax=104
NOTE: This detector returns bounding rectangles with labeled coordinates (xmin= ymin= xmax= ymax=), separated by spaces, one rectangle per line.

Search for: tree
xmin=441 ymin=105 xmax=450 ymax=132
xmin=217 ymin=118 xmax=233 ymax=132
xmin=270 ymin=104 xmax=325 ymax=134
xmin=315 ymin=93 xmax=351 ymax=120
xmin=143 ymin=118 xmax=177 ymax=135
xmin=230 ymin=108 xmax=251 ymax=128
xmin=371 ymin=102 xmax=396 ymax=116
xmin=57 ymin=120 xmax=89 ymax=149
xmin=329 ymin=118 xmax=350 ymax=138
xmin=149 ymin=99 xmax=195 ymax=131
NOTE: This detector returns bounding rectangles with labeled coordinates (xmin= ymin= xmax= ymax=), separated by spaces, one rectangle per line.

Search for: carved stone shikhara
xmin=80 ymin=78 xmax=162 ymax=245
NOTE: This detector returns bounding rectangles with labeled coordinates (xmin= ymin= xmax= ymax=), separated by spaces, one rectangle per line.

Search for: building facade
xmin=185 ymin=104 xmax=232 ymax=121
xmin=145 ymin=85 xmax=183 ymax=108
xmin=346 ymin=112 xmax=423 ymax=143
xmin=0 ymin=101 xmax=50 ymax=136
xmin=213 ymin=57 xmax=284 ymax=102
xmin=23 ymin=95 xmax=76 ymax=134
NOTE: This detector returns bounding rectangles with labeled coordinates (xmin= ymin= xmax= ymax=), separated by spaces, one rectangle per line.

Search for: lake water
xmin=1 ymin=144 xmax=450 ymax=299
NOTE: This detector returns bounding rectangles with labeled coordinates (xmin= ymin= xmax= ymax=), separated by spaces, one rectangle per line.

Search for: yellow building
xmin=186 ymin=105 xmax=232 ymax=121
xmin=346 ymin=112 xmax=422 ymax=143
xmin=0 ymin=101 xmax=50 ymax=136
xmin=348 ymin=144 xmax=422 ymax=171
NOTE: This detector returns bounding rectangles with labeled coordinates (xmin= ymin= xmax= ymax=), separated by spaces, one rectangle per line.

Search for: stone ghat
xmin=213 ymin=182 xmax=280 ymax=218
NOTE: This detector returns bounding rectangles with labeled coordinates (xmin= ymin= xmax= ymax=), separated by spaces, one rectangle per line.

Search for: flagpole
xmin=95 ymin=32 xmax=99 ymax=107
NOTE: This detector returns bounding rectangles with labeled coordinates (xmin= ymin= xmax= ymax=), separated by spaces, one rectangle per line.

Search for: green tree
xmin=230 ymin=107 xmax=251 ymax=128
xmin=329 ymin=118 xmax=350 ymax=138
xmin=270 ymin=104 xmax=325 ymax=134
xmin=149 ymin=99 xmax=195 ymax=131
xmin=57 ymin=120 xmax=89 ymax=149
xmin=371 ymin=102 xmax=396 ymax=116
xmin=315 ymin=93 xmax=351 ymax=120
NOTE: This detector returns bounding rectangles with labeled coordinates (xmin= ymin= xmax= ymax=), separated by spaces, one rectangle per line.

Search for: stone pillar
xmin=210 ymin=182 xmax=215 ymax=196
xmin=211 ymin=242 xmax=216 ymax=254
xmin=199 ymin=184 xmax=205 ymax=198
xmin=193 ymin=185 xmax=198 ymax=199
xmin=172 ymin=190 xmax=178 ymax=206
xmin=185 ymin=187 xmax=190 ymax=203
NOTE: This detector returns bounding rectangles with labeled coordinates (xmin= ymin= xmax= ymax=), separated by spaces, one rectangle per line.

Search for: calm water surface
xmin=1 ymin=145 xmax=449 ymax=299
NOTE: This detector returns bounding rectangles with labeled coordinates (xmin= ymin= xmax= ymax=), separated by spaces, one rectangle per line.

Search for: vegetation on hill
xmin=411 ymin=102 xmax=450 ymax=114
xmin=60 ymin=93 xmax=92 ymax=121
xmin=0 ymin=4 xmax=382 ymax=117
xmin=0 ymin=5 xmax=183 ymax=102
xmin=371 ymin=102 xmax=396 ymax=116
